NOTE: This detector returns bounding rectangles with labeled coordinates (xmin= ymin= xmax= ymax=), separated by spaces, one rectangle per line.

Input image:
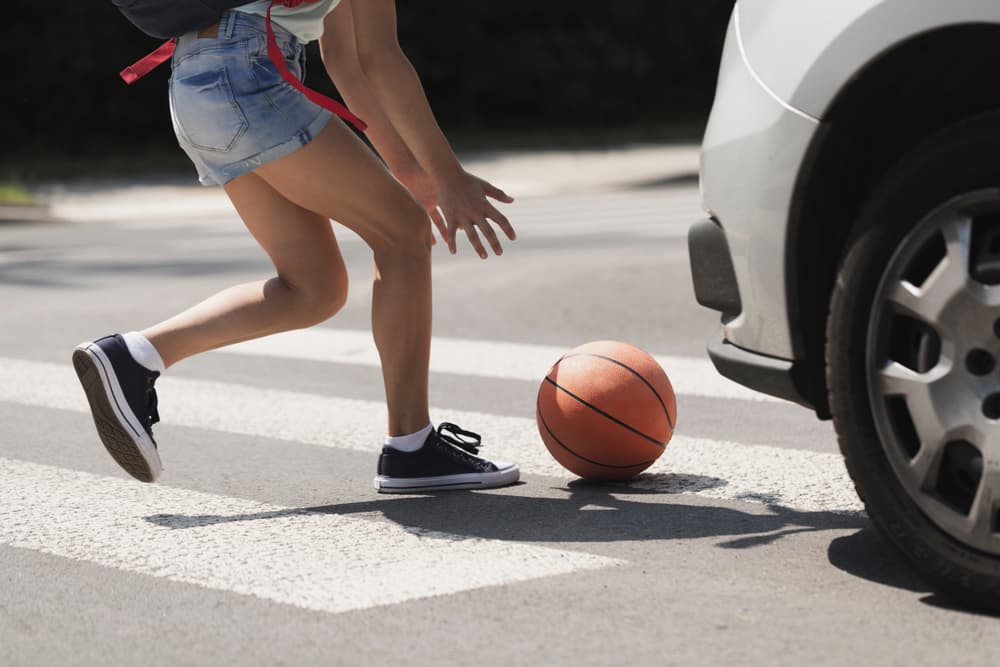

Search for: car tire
xmin=827 ymin=112 xmax=1000 ymax=611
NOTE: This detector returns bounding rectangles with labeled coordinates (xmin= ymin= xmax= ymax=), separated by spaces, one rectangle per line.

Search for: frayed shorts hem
xmin=196 ymin=109 xmax=334 ymax=186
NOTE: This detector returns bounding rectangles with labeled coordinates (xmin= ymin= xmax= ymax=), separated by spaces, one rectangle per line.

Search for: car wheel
xmin=827 ymin=112 xmax=1000 ymax=610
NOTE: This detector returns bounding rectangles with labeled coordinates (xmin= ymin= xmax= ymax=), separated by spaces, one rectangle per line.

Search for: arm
xmin=320 ymin=1 xmax=445 ymax=239
xmin=319 ymin=2 xmax=420 ymax=178
xmin=321 ymin=0 xmax=515 ymax=258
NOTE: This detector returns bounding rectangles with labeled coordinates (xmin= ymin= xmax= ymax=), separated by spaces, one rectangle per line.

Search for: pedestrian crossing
xmin=219 ymin=328 xmax=779 ymax=402
xmin=58 ymin=186 xmax=703 ymax=243
xmin=0 ymin=458 xmax=620 ymax=615
xmin=0 ymin=332 xmax=862 ymax=618
xmin=0 ymin=340 xmax=857 ymax=514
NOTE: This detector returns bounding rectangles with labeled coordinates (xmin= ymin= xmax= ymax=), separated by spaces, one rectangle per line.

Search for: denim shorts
xmin=169 ymin=11 xmax=333 ymax=186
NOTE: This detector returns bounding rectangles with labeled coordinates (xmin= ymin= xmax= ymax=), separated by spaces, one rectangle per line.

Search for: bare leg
xmin=147 ymin=119 xmax=432 ymax=436
xmin=143 ymin=175 xmax=349 ymax=366
xmin=253 ymin=120 xmax=433 ymax=436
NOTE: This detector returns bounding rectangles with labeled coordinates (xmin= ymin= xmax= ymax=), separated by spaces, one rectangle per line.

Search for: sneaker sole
xmin=373 ymin=465 xmax=520 ymax=493
xmin=72 ymin=343 xmax=162 ymax=483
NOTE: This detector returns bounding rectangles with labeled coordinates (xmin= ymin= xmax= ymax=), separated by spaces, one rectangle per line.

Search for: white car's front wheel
xmin=827 ymin=113 xmax=1000 ymax=611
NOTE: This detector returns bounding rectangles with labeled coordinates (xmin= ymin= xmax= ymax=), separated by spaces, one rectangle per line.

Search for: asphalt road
xmin=1 ymin=180 xmax=998 ymax=666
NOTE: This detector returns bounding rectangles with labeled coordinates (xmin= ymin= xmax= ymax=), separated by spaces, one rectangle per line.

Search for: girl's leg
xmin=252 ymin=120 xmax=434 ymax=437
xmin=142 ymin=175 xmax=349 ymax=366
xmin=73 ymin=177 xmax=349 ymax=483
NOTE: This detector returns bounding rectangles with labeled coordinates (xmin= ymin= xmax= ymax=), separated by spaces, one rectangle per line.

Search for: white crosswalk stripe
xmin=0 ymin=357 xmax=860 ymax=514
xmin=81 ymin=187 xmax=702 ymax=241
xmin=0 ymin=458 xmax=621 ymax=614
xmin=218 ymin=328 xmax=781 ymax=403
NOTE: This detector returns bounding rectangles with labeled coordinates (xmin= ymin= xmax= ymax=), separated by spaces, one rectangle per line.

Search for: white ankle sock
xmin=384 ymin=423 xmax=434 ymax=452
xmin=122 ymin=331 xmax=166 ymax=373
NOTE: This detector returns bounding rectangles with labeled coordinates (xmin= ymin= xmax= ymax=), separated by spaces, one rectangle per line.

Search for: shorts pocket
xmin=170 ymin=67 xmax=248 ymax=153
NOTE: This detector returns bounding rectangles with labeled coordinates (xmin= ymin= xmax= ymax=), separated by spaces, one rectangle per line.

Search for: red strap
xmin=119 ymin=0 xmax=367 ymax=132
xmin=120 ymin=38 xmax=176 ymax=84
xmin=265 ymin=1 xmax=367 ymax=132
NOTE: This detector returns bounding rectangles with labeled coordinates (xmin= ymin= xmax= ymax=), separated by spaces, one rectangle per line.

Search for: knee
xmin=370 ymin=202 xmax=433 ymax=264
xmin=316 ymin=270 xmax=350 ymax=321
xmin=284 ymin=265 xmax=350 ymax=327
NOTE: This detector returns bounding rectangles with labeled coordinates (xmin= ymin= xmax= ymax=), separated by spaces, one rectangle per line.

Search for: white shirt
xmin=236 ymin=0 xmax=342 ymax=43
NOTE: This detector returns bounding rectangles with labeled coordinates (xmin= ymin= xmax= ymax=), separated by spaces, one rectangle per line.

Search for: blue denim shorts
xmin=169 ymin=11 xmax=333 ymax=186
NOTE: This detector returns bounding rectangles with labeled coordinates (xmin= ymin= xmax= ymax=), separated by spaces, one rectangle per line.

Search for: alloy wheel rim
xmin=867 ymin=188 xmax=1000 ymax=556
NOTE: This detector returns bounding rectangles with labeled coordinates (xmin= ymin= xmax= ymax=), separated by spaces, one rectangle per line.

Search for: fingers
xmin=474 ymin=217 xmax=504 ymax=257
xmin=460 ymin=221 xmax=489 ymax=259
xmin=486 ymin=203 xmax=516 ymax=241
xmin=437 ymin=179 xmax=517 ymax=258
xmin=430 ymin=208 xmax=453 ymax=252
xmin=484 ymin=180 xmax=514 ymax=204
xmin=451 ymin=216 xmax=505 ymax=259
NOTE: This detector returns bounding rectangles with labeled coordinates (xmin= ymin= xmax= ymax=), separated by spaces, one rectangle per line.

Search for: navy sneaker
xmin=72 ymin=334 xmax=162 ymax=483
xmin=374 ymin=422 xmax=519 ymax=493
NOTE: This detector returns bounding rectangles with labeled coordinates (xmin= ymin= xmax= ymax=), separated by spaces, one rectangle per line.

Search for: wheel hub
xmin=868 ymin=189 xmax=1000 ymax=556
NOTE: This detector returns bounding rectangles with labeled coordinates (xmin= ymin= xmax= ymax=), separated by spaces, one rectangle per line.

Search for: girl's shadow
xmin=146 ymin=471 xmax=865 ymax=548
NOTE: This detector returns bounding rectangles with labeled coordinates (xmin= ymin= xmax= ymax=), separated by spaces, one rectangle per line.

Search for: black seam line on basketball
xmin=91 ymin=347 xmax=144 ymax=441
xmin=559 ymin=352 xmax=674 ymax=430
xmin=542 ymin=376 xmax=666 ymax=450
xmin=536 ymin=397 xmax=657 ymax=470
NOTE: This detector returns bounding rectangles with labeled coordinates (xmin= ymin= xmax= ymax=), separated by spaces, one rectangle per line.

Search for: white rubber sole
xmin=374 ymin=464 xmax=520 ymax=493
xmin=72 ymin=342 xmax=162 ymax=483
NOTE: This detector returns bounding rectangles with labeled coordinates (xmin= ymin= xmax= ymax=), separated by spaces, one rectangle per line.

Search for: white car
xmin=691 ymin=0 xmax=1000 ymax=609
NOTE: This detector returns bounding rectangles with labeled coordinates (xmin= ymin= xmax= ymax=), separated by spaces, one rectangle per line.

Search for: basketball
xmin=536 ymin=340 xmax=676 ymax=481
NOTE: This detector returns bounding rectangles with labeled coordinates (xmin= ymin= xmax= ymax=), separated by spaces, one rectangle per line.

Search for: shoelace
xmin=436 ymin=422 xmax=482 ymax=455
xmin=146 ymin=376 xmax=160 ymax=428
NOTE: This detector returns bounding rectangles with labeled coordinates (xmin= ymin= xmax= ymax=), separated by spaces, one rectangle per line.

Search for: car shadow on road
xmin=826 ymin=527 xmax=930 ymax=593
xmin=828 ymin=528 xmax=1000 ymax=617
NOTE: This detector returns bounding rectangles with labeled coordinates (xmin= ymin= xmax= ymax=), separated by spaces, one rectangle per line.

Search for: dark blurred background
xmin=1 ymin=1 xmax=733 ymax=181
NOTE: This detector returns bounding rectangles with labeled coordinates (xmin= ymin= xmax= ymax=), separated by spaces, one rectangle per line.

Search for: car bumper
xmin=706 ymin=330 xmax=818 ymax=410
xmin=689 ymin=217 xmax=819 ymax=409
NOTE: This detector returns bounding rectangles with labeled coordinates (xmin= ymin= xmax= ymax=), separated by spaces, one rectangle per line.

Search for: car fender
xmin=738 ymin=0 xmax=1000 ymax=119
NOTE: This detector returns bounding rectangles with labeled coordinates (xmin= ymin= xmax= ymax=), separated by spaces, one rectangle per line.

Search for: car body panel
xmin=738 ymin=0 xmax=1000 ymax=118
xmin=698 ymin=0 xmax=1000 ymax=364
xmin=699 ymin=12 xmax=821 ymax=358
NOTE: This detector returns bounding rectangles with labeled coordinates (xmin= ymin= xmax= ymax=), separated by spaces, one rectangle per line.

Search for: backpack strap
xmin=119 ymin=38 xmax=177 ymax=84
xmin=264 ymin=1 xmax=366 ymax=132
xmin=119 ymin=0 xmax=367 ymax=133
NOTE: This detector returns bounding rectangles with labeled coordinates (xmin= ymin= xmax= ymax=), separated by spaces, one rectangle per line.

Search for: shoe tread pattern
xmin=73 ymin=350 xmax=154 ymax=483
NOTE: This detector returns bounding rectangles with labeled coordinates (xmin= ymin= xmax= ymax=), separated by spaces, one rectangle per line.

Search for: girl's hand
xmin=435 ymin=170 xmax=516 ymax=258
xmin=394 ymin=166 xmax=446 ymax=246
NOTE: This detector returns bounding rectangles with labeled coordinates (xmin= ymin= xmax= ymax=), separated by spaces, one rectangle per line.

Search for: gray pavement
xmin=2 ymin=147 xmax=998 ymax=666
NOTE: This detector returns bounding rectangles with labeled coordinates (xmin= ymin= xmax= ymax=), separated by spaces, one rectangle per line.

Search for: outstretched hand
xmin=397 ymin=167 xmax=516 ymax=258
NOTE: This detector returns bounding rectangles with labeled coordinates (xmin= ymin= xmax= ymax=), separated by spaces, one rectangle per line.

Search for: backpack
xmin=112 ymin=0 xmax=251 ymax=39
xmin=113 ymin=0 xmax=367 ymax=132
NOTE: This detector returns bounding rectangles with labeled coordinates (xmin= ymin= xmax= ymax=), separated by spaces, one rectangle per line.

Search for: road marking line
xmin=0 ymin=457 xmax=620 ymax=614
xmin=217 ymin=329 xmax=780 ymax=403
xmin=57 ymin=186 xmax=699 ymax=224
xmin=0 ymin=358 xmax=861 ymax=513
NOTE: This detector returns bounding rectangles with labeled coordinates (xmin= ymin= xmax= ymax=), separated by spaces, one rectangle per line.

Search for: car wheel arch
xmin=783 ymin=23 xmax=1000 ymax=420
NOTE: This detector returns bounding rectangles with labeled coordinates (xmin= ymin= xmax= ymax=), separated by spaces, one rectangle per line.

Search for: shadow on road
xmin=827 ymin=527 xmax=929 ymax=593
xmin=147 ymin=477 xmax=866 ymax=547
xmin=828 ymin=528 xmax=1000 ymax=617
xmin=146 ymin=480 xmax=1000 ymax=609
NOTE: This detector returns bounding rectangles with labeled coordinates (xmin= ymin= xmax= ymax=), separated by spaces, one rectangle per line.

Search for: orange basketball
xmin=536 ymin=340 xmax=677 ymax=481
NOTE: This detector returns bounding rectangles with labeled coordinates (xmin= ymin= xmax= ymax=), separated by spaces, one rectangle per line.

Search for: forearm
xmin=360 ymin=48 xmax=464 ymax=183
xmin=323 ymin=63 xmax=420 ymax=177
